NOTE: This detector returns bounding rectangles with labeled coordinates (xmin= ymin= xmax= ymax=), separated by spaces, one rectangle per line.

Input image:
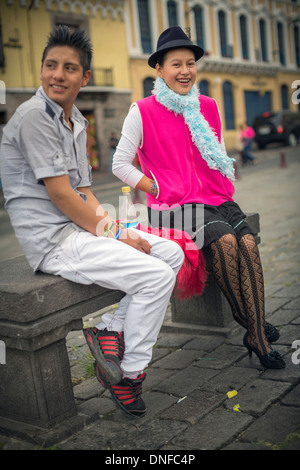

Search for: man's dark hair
xmin=41 ymin=25 xmax=93 ymax=73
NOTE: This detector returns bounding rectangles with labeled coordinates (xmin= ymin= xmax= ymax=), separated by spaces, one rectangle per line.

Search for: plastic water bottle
xmin=119 ymin=186 xmax=138 ymax=228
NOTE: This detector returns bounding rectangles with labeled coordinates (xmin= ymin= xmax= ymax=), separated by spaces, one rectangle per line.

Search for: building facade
xmin=126 ymin=0 xmax=300 ymax=149
xmin=0 ymin=0 xmax=132 ymax=170
xmin=0 ymin=0 xmax=299 ymax=166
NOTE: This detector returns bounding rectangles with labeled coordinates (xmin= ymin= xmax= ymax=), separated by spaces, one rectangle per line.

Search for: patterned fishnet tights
xmin=210 ymin=233 xmax=271 ymax=356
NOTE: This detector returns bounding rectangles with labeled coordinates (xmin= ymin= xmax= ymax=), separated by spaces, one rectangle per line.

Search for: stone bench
xmin=0 ymin=257 xmax=125 ymax=434
xmin=0 ymin=212 xmax=259 ymax=436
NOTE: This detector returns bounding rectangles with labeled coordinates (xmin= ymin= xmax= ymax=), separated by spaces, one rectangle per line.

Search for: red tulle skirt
xmin=138 ymin=225 xmax=207 ymax=300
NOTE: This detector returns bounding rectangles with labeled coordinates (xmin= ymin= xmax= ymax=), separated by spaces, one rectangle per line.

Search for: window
xmin=281 ymin=85 xmax=289 ymax=110
xmin=199 ymin=79 xmax=210 ymax=97
xmin=143 ymin=77 xmax=154 ymax=97
xmin=223 ymin=81 xmax=235 ymax=129
xmin=277 ymin=22 xmax=286 ymax=65
xmin=240 ymin=15 xmax=249 ymax=60
xmin=0 ymin=23 xmax=4 ymax=68
xmin=259 ymin=19 xmax=268 ymax=62
xmin=194 ymin=6 xmax=205 ymax=49
xmin=167 ymin=0 xmax=178 ymax=27
xmin=218 ymin=10 xmax=231 ymax=58
xmin=244 ymin=91 xmax=272 ymax=126
xmin=294 ymin=25 xmax=300 ymax=68
xmin=138 ymin=0 xmax=152 ymax=54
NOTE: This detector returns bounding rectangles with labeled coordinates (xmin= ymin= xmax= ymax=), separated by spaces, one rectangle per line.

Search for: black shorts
xmin=148 ymin=201 xmax=253 ymax=249
xmin=200 ymin=201 xmax=253 ymax=247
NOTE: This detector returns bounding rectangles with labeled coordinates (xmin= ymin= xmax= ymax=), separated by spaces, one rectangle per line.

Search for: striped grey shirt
xmin=0 ymin=87 xmax=91 ymax=271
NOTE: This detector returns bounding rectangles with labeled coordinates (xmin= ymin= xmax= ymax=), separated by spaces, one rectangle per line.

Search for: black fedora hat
xmin=148 ymin=26 xmax=204 ymax=68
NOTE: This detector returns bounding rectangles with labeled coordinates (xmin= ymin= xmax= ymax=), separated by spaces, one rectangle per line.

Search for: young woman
xmin=113 ymin=26 xmax=285 ymax=369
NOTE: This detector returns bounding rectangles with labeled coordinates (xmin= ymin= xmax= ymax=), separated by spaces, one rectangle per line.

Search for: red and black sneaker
xmin=95 ymin=363 xmax=146 ymax=418
xmin=83 ymin=327 xmax=125 ymax=385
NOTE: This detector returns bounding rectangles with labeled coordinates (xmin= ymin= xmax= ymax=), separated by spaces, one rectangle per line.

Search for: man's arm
xmin=43 ymin=175 xmax=151 ymax=253
xmin=43 ymin=175 xmax=109 ymax=235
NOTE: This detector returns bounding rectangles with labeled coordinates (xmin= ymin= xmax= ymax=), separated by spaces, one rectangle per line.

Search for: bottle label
xmin=122 ymin=222 xmax=139 ymax=229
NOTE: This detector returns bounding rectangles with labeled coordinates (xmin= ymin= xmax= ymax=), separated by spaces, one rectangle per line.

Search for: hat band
xmin=156 ymin=38 xmax=197 ymax=52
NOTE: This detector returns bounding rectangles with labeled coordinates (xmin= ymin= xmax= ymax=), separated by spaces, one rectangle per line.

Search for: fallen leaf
xmin=226 ymin=390 xmax=238 ymax=398
xmin=233 ymin=403 xmax=241 ymax=412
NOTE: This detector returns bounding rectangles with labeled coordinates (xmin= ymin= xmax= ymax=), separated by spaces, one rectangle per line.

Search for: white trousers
xmin=40 ymin=229 xmax=184 ymax=376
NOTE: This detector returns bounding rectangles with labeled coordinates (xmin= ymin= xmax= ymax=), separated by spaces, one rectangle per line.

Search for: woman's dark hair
xmin=156 ymin=53 xmax=165 ymax=67
xmin=41 ymin=25 xmax=93 ymax=73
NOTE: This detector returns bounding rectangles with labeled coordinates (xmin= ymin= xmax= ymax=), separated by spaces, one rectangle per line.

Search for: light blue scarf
xmin=152 ymin=77 xmax=235 ymax=180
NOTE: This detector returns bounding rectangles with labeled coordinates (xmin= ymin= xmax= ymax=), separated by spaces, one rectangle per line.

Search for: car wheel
xmin=288 ymin=133 xmax=297 ymax=147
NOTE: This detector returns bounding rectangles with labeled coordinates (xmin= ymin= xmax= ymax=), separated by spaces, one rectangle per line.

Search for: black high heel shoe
xmin=265 ymin=322 xmax=280 ymax=343
xmin=243 ymin=333 xmax=286 ymax=369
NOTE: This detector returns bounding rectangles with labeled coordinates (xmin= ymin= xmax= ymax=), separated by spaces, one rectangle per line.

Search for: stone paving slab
xmin=238 ymin=405 xmax=300 ymax=450
xmin=170 ymin=407 xmax=254 ymax=450
xmin=223 ymin=379 xmax=292 ymax=416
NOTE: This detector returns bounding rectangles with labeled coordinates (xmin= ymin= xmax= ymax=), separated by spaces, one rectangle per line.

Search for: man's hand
xmin=43 ymin=177 xmax=151 ymax=254
xmin=118 ymin=229 xmax=152 ymax=254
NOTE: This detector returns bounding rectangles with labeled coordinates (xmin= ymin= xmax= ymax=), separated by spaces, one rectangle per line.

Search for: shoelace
xmin=112 ymin=375 xmax=144 ymax=405
xmin=95 ymin=329 xmax=125 ymax=360
xmin=117 ymin=332 xmax=125 ymax=360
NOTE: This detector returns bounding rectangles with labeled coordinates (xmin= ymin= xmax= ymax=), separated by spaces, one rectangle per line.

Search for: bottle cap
xmin=122 ymin=186 xmax=131 ymax=193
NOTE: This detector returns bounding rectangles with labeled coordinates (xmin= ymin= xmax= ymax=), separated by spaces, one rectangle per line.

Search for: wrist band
xmin=104 ymin=229 xmax=114 ymax=238
xmin=115 ymin=228 xmax=122 ymax=240
xmin=150 ymin=180 xmax=158 ymax=198
xmin=103 ymin=221 xmax=116 ymax=237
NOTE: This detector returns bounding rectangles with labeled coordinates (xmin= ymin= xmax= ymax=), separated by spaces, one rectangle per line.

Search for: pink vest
xmin=137 ymin=95 xmax=235 ymax=209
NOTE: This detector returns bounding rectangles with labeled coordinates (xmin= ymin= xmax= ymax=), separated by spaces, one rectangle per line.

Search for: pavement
xmin=0 ymin=144 xmax=300 ymax=453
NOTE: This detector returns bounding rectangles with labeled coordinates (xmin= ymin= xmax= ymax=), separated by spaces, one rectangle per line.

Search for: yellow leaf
xmin=233 ymin=404 xmax=241 ymax=412
xmin=226 ymin=390 xmax=238 ymax=398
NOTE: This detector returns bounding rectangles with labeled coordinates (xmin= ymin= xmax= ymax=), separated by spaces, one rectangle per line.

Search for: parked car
xmin=252 ymin=110 xmax=300 ymax=149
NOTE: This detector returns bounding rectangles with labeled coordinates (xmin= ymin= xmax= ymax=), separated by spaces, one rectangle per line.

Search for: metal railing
xmin=91 ymin=67 xmax=114 ymax=87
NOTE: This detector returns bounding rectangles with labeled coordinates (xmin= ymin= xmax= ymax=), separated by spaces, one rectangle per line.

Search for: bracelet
xmin=104 ymin=229 xmax=114 ymax=238
xmin=150 ymin=180 xmax=158 ymax=198
xmin=103 ymin=221 xmax=116 ymax=237
xmin=114 ymin=228 xmax=123 ymax=240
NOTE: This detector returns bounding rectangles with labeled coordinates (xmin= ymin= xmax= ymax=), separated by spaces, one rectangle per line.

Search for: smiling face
xmin=155 ymin=48 xmax=197 ymax=95
xmin=40 ymin=45 xmax=91 ymax=119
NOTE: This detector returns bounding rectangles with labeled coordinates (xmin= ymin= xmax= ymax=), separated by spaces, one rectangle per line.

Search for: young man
xmin=0 ymin=26 xmax=184 ymax=417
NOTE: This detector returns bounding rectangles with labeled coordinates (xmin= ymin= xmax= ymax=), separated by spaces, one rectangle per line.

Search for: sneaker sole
xmin=83 ymin=328 xmax=122 ymax=385
xmin=94 ymin=364 xmax=146 ymax=418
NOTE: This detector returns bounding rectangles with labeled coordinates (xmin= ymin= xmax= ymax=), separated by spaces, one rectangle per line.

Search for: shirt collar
xmin=36 ymin=86 xmax=88 ymax=129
